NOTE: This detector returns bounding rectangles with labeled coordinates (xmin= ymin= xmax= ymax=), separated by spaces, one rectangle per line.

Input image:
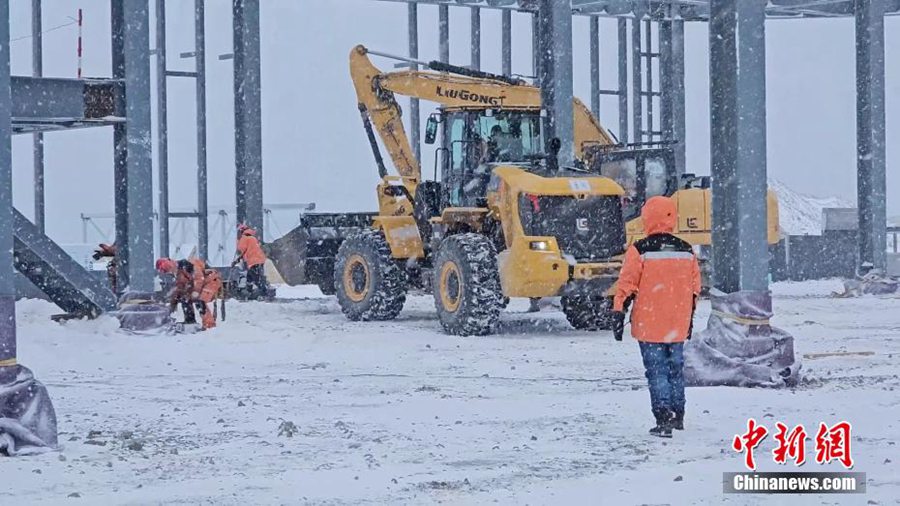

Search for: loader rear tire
xmin=334 ymin=229 xmax=407 ymax=321
xmin=432 ymin=233 xmax=503 ymax=336
xmin=561 ymin=296 xmax=616 ymax=331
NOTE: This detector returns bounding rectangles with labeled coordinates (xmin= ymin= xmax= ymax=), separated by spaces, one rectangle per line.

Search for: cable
xmin=11 ymin=19 xmax=77 ymax=43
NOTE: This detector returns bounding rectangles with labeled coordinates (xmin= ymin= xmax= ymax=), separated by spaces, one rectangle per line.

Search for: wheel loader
xmin=266 ymin=45 xmax=778 ymax=336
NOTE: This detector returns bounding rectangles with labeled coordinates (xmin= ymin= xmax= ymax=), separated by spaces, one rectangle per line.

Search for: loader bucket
xmin=264 ymin=212 xmax=376 ymax=294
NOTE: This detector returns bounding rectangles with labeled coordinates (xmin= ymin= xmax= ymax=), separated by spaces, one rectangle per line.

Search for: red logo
xmin=732 ymin=418 xmax=769 ymax=470
xmin=732 ymin=420 xmax=854 ymax=470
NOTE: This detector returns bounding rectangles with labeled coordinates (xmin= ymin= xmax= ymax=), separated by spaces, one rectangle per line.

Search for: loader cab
xmin=586 ymin=146 xmax=678 ymax=221
xmin=427 ymin=109 xmax=545 ymax=209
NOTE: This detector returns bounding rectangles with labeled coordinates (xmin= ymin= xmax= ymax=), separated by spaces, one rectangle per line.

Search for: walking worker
xmin=612 ymin=196 xmax=701 ymax=438
xmin=232 ymin=223 xmax=268 ymax=299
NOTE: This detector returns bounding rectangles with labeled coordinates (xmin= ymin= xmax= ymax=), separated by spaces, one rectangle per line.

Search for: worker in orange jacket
xmin=612 ymin=196 xmax=701 ymax=438
xmin=156 ymin=257 xmax=219 ymax=329
xmin=232 ymin=224 xmax=268 ymax=300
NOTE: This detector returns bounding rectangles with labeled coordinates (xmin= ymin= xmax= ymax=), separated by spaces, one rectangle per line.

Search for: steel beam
xmin=32 ymin=0 xmax=45 ymax=233
xmin=233 ymin=0 xmax=264 ymax=236
xmin=195 ymin=0 xmax=208 ymax=259
xmin=617 ymin=18 xmax=629 ymax=143
xmin=589 ymin=16 xmax=601 ymax=119
xmin=155 ymin=0 xmax=169 ymax=258
xmin=470 ymin=6 xmax=481 ymax=70
xmin=0 ymin=0 xmax=16 ymax=368
xmin=501 ymin=9 xmax=512 ymax=76
xmin=709 ymin=0 xmax=769 ymax=293
xmin=439 ymin=4 xmax=450 ymax=63
xmin=112 ymin=0 xmax=155 ymax=293
xmin=537 ymin=0 xmax=575 ymax=163
xmin=531 ymin=12 xmax=540 ymax=78
xmin=408 ymin=3 xmax=421 ymax=162
xmin=659 ymin=15 xmax=686 ymax=175
xmin=630 ymin=18 xmax=642 ymax=143
xmin=855 ymin=0 xmax=887 ymax=272
xmin=644 ymin=19 xmax=653 ymax=140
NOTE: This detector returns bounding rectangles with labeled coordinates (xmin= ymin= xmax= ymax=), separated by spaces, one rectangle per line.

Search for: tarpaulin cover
xmin=0 ymin=365 xmax=58 ymax=455
xmin=685 ymin=291 xmax=800 ymax=388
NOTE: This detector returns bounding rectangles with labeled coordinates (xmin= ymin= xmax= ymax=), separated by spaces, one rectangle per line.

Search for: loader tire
xmin=433 ymin=233 xmax=503 ymax=336
xmin=561 ymin=296 xmax=616 ymax=331
xmin=334 ymin=229 xmax=407 ymax=321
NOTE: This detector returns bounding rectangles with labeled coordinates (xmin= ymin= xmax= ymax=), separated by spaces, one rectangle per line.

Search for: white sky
xmin=7 ymin=0 xmax=899 ymax=245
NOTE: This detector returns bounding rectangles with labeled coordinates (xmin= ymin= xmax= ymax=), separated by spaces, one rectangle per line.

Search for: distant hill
xmin=769 ymin=179 xmax=852 ymax=236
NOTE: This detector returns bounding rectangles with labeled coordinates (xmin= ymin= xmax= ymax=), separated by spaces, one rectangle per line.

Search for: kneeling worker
xmin=612 ymin=196 xmax=701 ymax=438
xmin=156 ymin=257 xmax=221 ymax=330
xmin=232 ymin=224 xmax=268 ymax=299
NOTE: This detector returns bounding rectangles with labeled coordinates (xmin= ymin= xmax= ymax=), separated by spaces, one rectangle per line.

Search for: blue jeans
xmin=639 ymin=342 xmax=685 ymax=414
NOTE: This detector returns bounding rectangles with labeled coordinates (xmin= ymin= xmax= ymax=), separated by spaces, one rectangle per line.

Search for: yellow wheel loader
xmin=328 ymin=45 xmax=660 ymax=336
xmin=265 ymin=45 xmax=778 ymax=335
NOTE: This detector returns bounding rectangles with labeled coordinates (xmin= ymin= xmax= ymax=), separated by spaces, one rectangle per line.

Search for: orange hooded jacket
xmin=237 ymin=228 xmax=267 ymax=268
xmin=613 ymin=196 xmax=701 ymax=343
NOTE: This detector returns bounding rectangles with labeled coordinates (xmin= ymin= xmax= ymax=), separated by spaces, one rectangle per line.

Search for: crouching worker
xmin=156 ymin=257 xmax=222 ymax=330
xmin=232 ymin=224 xmax=268 ymax=299
xmin=612 ymin=196 xmax=701 ymax=438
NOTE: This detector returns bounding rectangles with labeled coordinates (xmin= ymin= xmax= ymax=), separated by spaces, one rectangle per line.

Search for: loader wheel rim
xmin=343 ymin=254 xmax=370 ymax=302
xmin=439 ymin=262 xmax=462 ymax=312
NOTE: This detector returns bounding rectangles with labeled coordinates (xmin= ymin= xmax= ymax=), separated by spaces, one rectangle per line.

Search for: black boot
xmin=672 ymin=411 xmax=684 ymax=431
xmin=649 ymin=409 xmax=673 ymax=438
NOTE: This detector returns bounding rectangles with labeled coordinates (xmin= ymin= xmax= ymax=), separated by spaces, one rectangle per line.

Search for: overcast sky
xmin=7 ymin=0 xmax=899 ymax=245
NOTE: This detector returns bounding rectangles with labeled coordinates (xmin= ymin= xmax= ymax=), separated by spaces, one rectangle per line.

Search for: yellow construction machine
xmin=268 ymin=45 xmax=778 ymax=335
xmin=332 ymin=45 xmax=661 ymax=336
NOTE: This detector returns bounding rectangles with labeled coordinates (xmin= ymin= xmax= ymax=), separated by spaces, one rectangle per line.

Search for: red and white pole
xmin=76 ymin=8 xmax=83 ymax=79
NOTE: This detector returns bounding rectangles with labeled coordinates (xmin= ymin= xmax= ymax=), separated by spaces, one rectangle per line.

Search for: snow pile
xmin=769 ymin=179 xmax=851 ymax=236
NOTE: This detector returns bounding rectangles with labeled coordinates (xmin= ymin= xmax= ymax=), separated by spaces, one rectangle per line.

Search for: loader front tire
xmin=561 ymin=296 xmax=616 ymax=331
xmin=432 ymin=233 xmax=503 ymax=336
xmin=334 ymin=229 xmax=407 ymax=321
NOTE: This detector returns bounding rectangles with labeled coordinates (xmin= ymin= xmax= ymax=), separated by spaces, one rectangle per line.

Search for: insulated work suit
xmin=235 ymin=228 xmax=268 ymax=299
xmin=613 ymin=196 xmax=701 ymax=434
xmin=172 ymin=258 xmax=219 ymax=330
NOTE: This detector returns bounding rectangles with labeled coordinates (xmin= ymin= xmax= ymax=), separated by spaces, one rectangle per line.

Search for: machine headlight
xmin=529 ymin=241 xmax=549 ymax=251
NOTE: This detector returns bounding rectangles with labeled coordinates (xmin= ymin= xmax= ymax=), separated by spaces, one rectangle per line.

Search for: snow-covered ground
xmin=4 ymin=280 xmax=899 ymax=505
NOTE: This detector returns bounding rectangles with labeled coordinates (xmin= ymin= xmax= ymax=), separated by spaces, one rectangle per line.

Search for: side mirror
xmin=424 ymin=115 xmax=439 ymax=145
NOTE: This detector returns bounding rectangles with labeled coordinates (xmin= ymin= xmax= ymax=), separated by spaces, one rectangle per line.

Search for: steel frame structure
xmin=379 ymin=0 xmax=891 ymax=292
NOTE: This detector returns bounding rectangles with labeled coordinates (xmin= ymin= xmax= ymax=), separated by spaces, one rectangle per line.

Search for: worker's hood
xmin=641 ymin=196 xmax=677 ymax=235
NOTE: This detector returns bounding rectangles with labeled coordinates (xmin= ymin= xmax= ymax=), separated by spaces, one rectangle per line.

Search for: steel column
xmin=659 ymin=16 xmax=686 ymax=175
xmin=195 ymin=0 xmax=208 ymax=259
xmin=537 ymin=0 xmax=575 ymax=163
xmin=531 ymin=13 xmax=540 ymax=79
xmin=470 ymin=7 xmax=481 ymax=71
xmin=501 ymin=9 xmax=512 ymax=76
xmin=32 ymin=0 xmax=45 ymax=233
xmin=0 ymin=0 xmax=16 ymax=367
xmin=233 ymin=0 xmax=263 ymax=236
xmin=630 ymin=18 xmax=642 ymax=143
xmin=112 ymin=0 xmax=155 ymax=293
xmin=644 ymin=19 xmax=654 ymax=141
xmin=617 ymin=18 xmax=629 ymax=143
xmin=155 ymin=0 xmax=169 ymax=257
xmin=589 ymin=16 xmax=601 ymax=120
xmin=408 ymin=3 xmax=420 ymax=162
xmin=439 ymin=5 xmax=449 ymax=63
xmin=709 ymin=0 xmax=769 ymax=293
xmin=855 ymin=0 xmax=887 ymax=272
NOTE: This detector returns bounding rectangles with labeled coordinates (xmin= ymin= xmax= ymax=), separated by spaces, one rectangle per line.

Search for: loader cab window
xmin=474 ymin=111 xmax=543 ymax=163
xmin=594 ymin=149 xmax=676 ymax=220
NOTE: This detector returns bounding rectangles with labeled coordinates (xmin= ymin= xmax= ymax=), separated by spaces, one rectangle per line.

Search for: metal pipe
xmin=644 ymin=18 xmax=653 ymax=141
xmin=501 ymin=9 xmax=512 ymax=76
xmin=630 ymin=18 xmax=642 ymax=143
xmin=589 ymin=16 xmax=600 ymax=120
xmin=32 ymin=0 xmax=44 ymax=233
xmin=155 ymin=0 xmax=169 ymax=258
xmin=470 ymin=6 xmax=481 ymax=70
xmin=617 ymin=18 xmax=628 ymax=143
xmin=195 ymin=0 xmax=208 ymax=260
xmin=439 ymin=4 xmax=449 ymax=63
xmin=408 ymin=3 xmax=420 ymax=163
